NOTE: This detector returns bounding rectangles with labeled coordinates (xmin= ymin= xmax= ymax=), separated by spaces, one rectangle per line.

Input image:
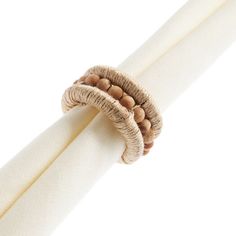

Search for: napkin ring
xmin=62 ymin=65 xmax=162 ymax=164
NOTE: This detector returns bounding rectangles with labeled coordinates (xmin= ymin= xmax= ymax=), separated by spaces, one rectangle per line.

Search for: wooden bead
xmin=108 ymin=85 xmax=123 ymax=100
xmin=144 ymin=141 xmax=154 ymax=149
xmin=96 ymin=78 xmax=111 ymax=91
xmin=133 ymin=107 xmax=145 ymax=123
xmin=143 ymin=149 xmax=150 ymax=155
xmin=84 ymin=74 xmax=100 ymax=86
xmin=79 ymin=75 xmax=87 ymax=82
xmin=74 ymin=75 xmax=86 ymax=85
xmin=120 ymin=95 xmax=135 ymax=109
xmin=143 ymin=129 xmax=155 ymax=143
xmin=139 ymin=119 xmax=151 ymax=134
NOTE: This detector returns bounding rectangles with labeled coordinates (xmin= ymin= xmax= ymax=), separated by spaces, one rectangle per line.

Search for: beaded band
xmin=62 ymin=66 xmax=162 ymax=164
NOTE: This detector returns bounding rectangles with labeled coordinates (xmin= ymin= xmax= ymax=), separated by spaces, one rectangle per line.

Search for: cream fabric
xmin=1 ymin=0 xmax=236 ymax=235
xmin=0 ymin=106 xmax=98 ymax=217
xmin=119 ymin=0 xmax=227 ymax=77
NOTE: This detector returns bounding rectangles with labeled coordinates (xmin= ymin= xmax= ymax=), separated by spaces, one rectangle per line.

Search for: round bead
xmin=96 ymin=78 xmax=111 ymax=91
xmin=120 ymin=95 xmax=135 ymax=109
xmin=133 ymin=107 xmax=145 ymax=123
xmin=144 ymin=141 xmax=154 ymax=149
xmin=79 ymin=75 xmax=87 ymax=82
xmin=139 ymin=119 xmax=151 ymax=134
xmin=108 ymin=85 xmax=123 ymax=100
xmin=143 ymin=149 xmax=150 ymax=155
xmin=143 ymin=129 xmax=155 ymax=143
xmin=74 ymin=75 xmax=87 ymax=85
xmin=84 ymin=74 xmax=100 ymax=86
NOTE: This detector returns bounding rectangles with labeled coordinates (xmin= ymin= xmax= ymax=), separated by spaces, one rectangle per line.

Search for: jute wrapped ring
xmin=62 ymin=66 xmax=162 ymax=164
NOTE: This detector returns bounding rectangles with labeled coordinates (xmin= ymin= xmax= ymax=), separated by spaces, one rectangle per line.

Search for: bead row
xmin=74 ymin=73 xmax=154 ymax=155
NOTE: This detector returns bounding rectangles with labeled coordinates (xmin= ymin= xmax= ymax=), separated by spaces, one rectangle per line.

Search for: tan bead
xmin=143 ymin=149 xmax=150 ymax=155
xmin=74 ymin=75 xmax=86 ymax=85
xmin=143 ymin=129 xmax=155 ymax=143
xmin=79 ymin=75 xmax=87 ymax=82
xmin=108 ymin=85 xmax=123 ymax=100
xmin=139 ymin=119 xmax=151 ymax=134
xmin=144 ymin=141 xmax=154 ymax=149
xmin=84 ymin=74 xmax=100 ymax=86
xmin=133 ymin=107 xmax=145 ymax=123
xmin=96 ymin=78 xmax=111 ymax=91
xmin=120 ymin=95 xmax=135 ymax=109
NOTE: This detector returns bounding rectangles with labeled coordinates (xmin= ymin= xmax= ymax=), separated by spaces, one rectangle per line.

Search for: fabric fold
xmin=0 ymin=106 xmax=98 ymax=217
xmin=119 ymin=0 xmax=227 ymax=76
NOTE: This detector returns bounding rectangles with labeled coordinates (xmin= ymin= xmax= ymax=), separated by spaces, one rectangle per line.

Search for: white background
xmin=1 ymin=0 xmax=236 ymax=235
